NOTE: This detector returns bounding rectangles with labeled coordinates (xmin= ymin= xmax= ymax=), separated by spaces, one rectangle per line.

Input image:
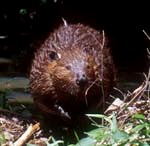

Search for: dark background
xmin=0 ymin=0 xmax=149 ymax=76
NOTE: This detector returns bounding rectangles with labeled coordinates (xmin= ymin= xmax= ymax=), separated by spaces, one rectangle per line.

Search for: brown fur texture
xmin=29 ymin=20 xmax=116 ymax=123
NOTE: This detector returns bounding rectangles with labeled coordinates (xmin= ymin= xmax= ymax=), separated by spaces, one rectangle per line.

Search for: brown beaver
xmin=29 ymin=20 xmax=116 ymax=123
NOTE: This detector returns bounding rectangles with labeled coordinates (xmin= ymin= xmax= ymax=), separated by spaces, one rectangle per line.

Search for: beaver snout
xmin=76 ymin=73 xmax=87 ymax=86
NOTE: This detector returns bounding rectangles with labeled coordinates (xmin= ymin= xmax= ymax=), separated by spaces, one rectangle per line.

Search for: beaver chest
xmin=29 ymin=21 xmax=116 ymax=121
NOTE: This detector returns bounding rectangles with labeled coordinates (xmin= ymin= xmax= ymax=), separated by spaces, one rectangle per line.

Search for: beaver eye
xmin=65 ymin=65 xmax=71 ymax=70
xmin=49 ymin=51 xmax=58 ymax=61
xmin=87 ymin=65 xmax=90 ymax=69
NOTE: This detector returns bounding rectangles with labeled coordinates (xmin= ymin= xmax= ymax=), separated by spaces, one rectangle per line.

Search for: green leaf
xmin=86 ymin=114 xmax=112 ymax=124
xmin=46 ymin=140 xmax=64 ymax=146
xmin=130 ymin=140 xmax=150 ymax=146
xmin=111 ymin=113 xmax=118 ymax=133
xmin=74 ymin=137 xmax=96 ymax=146
xmin=85 ymin=127 xmax=109 ymax=141
xmin=112 ymin=129 xmax=129 ymax=143
xmin=47 ymin=136 xmax=64 ymax=146
xmin=73 ymin=130 xmax=80 ymax=143
xmin=131 ymin=124 xmax=145 ymax=133
xmin=132 ymin=114 xmax=145 ymax=120
xmin=0 ymin=132 xmax=6 ymax=145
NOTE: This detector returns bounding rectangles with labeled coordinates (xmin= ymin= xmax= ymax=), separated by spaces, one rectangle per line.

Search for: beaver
xmin=29 ymin=20 xmax=116 ymax=123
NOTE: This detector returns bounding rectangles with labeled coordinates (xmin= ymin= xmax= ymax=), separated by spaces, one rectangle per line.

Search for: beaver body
xmin=29 ymin=21 xmax=116 ymax=122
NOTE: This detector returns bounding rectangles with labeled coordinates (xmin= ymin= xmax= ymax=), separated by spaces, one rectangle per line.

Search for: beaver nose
xmin=76 ymin=74 xmax=87 ymax=86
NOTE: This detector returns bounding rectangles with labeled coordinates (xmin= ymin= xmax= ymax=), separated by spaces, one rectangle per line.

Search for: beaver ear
xmin=49 ymin=51 xmax=58 ymax=61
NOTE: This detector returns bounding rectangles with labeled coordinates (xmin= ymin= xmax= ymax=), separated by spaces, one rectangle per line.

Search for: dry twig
xmin=14 ymin=122 xmax=40 ymax=146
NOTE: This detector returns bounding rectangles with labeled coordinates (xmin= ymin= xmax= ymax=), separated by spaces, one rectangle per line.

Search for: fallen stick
xmin=14 ymin=122 xmax=40 ymax=146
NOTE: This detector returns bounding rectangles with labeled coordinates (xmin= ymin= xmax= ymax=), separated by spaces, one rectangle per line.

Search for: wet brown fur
xmin=29 ymin=20 xmax=116 ymax=123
